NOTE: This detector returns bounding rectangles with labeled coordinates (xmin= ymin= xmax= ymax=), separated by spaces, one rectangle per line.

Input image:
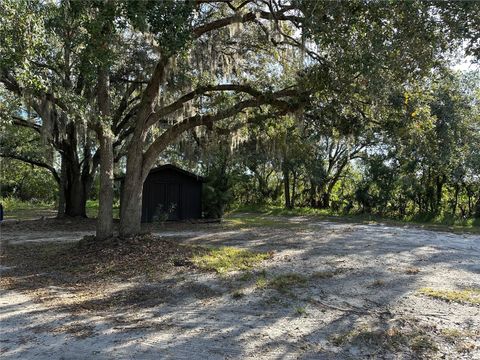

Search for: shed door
xmin=150 ymin=182 xmax=181 ymax=221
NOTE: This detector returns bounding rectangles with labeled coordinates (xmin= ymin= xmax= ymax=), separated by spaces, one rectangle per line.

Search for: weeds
xmin=329 ymin=324 xmax=438 ymax=355
xmin=232 ymin=290 xmax=245 ymax=299
xmin=419 ymin=287 xmax=480 ymax=305
xmin=191 ymin=247 xmax=272 ymax=274
xmin=294 ymin=306 xmax=307 ymax=316
xmin=405 ymin=267 xmax=420 ymax=275
xmin=269 ymin=273 xmax=308 ymax=294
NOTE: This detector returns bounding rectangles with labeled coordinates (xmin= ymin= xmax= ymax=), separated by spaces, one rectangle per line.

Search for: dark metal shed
xmin=141 ymin=164 xmax=203 ymax=222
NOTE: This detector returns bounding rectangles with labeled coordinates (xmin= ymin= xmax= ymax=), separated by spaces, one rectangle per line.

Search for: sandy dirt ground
xmin=1 ymin=216 xmax=479 ymax=359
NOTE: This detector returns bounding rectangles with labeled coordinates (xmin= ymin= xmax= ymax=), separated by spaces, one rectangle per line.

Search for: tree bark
xmin=283 ymin=163 xmax=291 ymax=209
xmin=64 ymin=170 xmax=88 ymax=217
xmin=96 ymin=132 xmax=114 ymax=239
xmin=474 ymin=194 xmax=480 ymax=219
xmin=452 ymin=184 xmax=459 ymax=216
xmin=291 ymin=170 xmax=297 ymax=208
xmin=96 ymin=68 xmax=114 ymax=240
xmin=119 ymin=154 xmax=144 ymax=237
xmin=56 ymin=157 xmax=66 ymax=218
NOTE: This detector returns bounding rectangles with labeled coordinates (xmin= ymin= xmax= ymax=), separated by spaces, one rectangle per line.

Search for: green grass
xmin=255 ymin=270 xmax=268 ymax=289
xmin=294 ymin=306 xmax=307 ymax=316
xmin=419 ymin=287 xmax=480 ymax=305
xmin=86 ymin=200 xmax=120 ymax=219
xmin=0 ymin=198 xmax=120 ymax=220
xmin=191 ymin=247 xmax=272 ymax=274
xmin=0 ymin=197 xmax=55 ymax=220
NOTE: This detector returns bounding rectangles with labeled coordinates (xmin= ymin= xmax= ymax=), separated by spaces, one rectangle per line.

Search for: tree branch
xmin=11 ymin=116 xmax=42 ymax=133
xmin=145 ymin=83 xmax=269 ymax=128
xmin=142 ymin=88 xmax=302 ymax=175
xmin=0 ymin=154 xmax=60 ymax=184
xmin=193 ymin=5 xmax=300 ymax=39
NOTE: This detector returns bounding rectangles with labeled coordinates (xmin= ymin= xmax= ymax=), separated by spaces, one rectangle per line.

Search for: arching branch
xmin=0 ymin=154 xmax=60 ymax=184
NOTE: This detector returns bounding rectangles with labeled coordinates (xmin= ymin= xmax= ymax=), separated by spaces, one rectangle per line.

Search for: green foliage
xmin=202 ymin=155 xmax=233 ymax=219
xmin=85 ymin=200 xmax=120 ymax=219
xmin=0 ymin=196 xmax=53 ymax=212
xmin=121 ymin=0 xmax=194 ymax=57
xmin=0 ymin=159 xmax=57 ymax=202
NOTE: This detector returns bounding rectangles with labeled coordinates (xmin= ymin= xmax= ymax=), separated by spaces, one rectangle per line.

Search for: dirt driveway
xmin=1 ymin=216 xmax=479 ymax=359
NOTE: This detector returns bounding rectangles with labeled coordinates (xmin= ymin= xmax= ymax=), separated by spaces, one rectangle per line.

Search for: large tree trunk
xmin=96 ymin=132 xmax=114 ymax=239
xmin=291 ymin=171 xmax=297 ymax=208
xmin=62 ymin=121 xmax=91 ymax=217
xmin=96 ymin=68 xmax=114 ymax=240
xmin=56 ymin=157 xmax=66 ymax=218
xmin=283 ymin=162 xmax=291 ymax=209
xmin=435 ymin=175 xmax=445 ymax=213
xmin=451 ymin=184 xmax=460 ymax=216
xmin=64 ymin=170 xmax=88 ymax=217
xmin=119 ymin=146 xmax=144 ymax=237
xmin=309 ymin=180 xmax=317 ymax=208
xmin=474 ymin=194 xmax=480 ymax=219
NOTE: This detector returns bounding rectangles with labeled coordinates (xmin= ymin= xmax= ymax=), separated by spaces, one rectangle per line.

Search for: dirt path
xmin=1 ymin=218 xmax=479 ymax=359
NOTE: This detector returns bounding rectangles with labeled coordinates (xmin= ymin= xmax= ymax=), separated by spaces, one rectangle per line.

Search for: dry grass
xmin=419 ymin=287 xmax=480 ymax=305
xmin=330 ymin=324 xmax=438 ymax=354
xmin=405 ymin=267 xmax=420 ymax=275
xmin=269 ymin=273 xmax=308 ymax=294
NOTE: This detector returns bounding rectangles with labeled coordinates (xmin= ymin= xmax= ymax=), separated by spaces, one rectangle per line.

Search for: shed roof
xmin=148 ymin=164 xmax=204 ymax=182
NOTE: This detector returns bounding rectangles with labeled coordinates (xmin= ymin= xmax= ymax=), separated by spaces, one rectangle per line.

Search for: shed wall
xmin=141 ymin=168 xmax=202 ymax=222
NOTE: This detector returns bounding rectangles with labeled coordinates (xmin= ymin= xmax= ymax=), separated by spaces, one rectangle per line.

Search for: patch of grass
xmin=456 ymin=341 xmax=476 ymax=353
xmin=441 ymin=328 xmax=464 ymax=342
xmin=1 ymin=196 xmax=53 ymax=211
xmin=329 ymin=325 xmax=385 ymax=347
xmin=269 ymin=273 xmax=308 ymax=294
xmin=232 ymin=290 xmax=245 ymax=299
xmin=224 ymin=214 xmax=301 ymax=229
xmin=419 ymin=287 xmax=480 ymax=305
xmin=255 ymin=270 xmax=268 ymax=289
xmin=294 ymin=306 xmax=307 ymax=316
xmin=329 ymin=325 xmax=437 ymax=354
xmin=405 ymin=267 xmax=420 ymax=275
xmin=86 ymin=199 xmax=120 ymax=219
xmin=410 ymin=334 xmax=438 ymax=353
xmin=369 ymin=279 xmax=385 ymax=287
xmin=238 ymin=272 xmax=254 ymax=282
xmin=191 ymin=247 xmax=272 ymax=274
xmin=311 ymin=269 xmax=342 ymax=279
xmin=1 ymin=196 xmax=55 ymax=220
xmin=440 ymin=328 xmax=479 ymax=346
